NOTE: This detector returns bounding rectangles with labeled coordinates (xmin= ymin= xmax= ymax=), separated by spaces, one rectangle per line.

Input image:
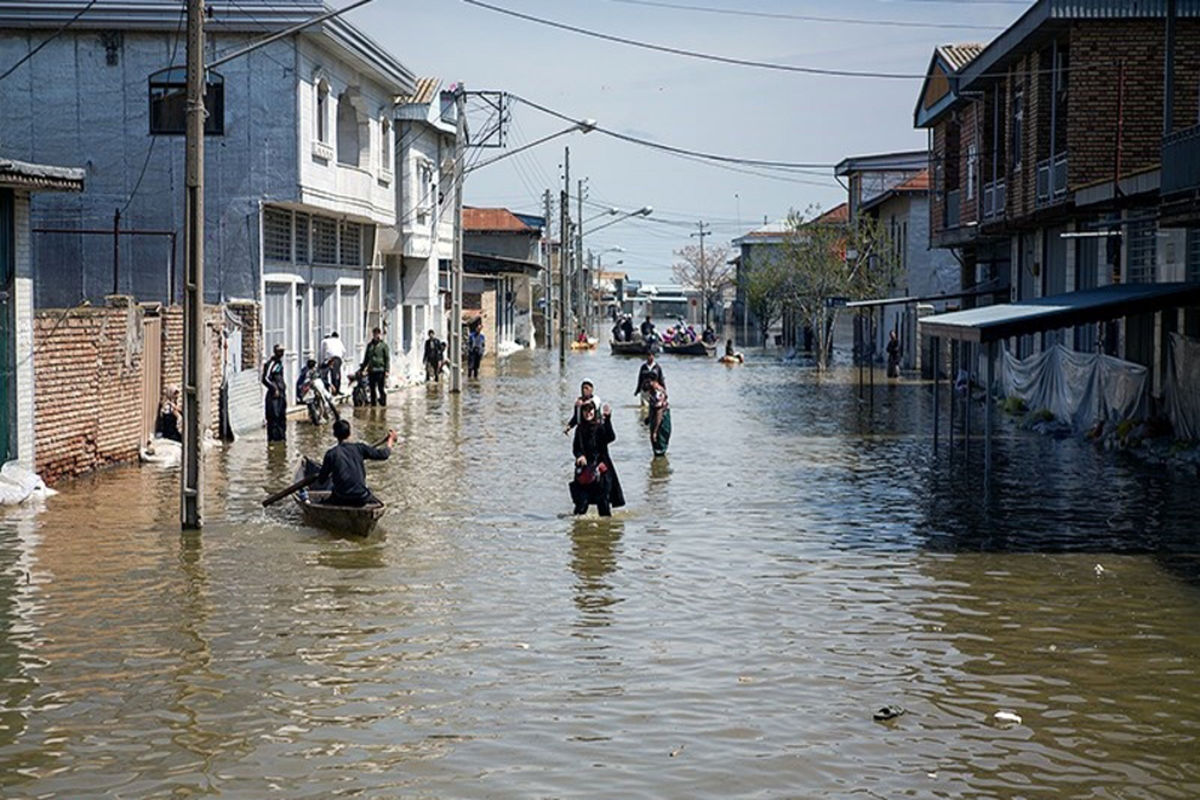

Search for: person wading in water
xmin=568 ymin=402 xmax=624 ymax=516
xmin=262 ymin=343 xmax=288 ymax=442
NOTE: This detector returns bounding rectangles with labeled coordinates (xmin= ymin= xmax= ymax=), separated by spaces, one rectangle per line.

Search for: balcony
xmin=1036 ymin=153 xmax=1069 ymax=206
xmin=982 ymin=178 xmax=1006 ymax=221
xmin=1162 ymin=123 xmax=1200 ymax=197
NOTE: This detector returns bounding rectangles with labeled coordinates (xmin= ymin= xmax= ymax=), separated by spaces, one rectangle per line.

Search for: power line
xmin=462 ymin=0 xmax=925 ymax=80
xmin=0 ymin=0 xmax=99 ymax=82
xmin=598 ymin=0 xmax=1006 ymax=31
xmin=509 ymin=94 xmax=838 ymax=170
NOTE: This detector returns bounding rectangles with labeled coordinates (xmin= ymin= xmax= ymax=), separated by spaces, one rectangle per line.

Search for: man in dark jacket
xmin=317 ymin=420 xmax=396 ymax=506
xmin=360 ymin=327 xmax=390 ymax=406
xmin=422 ymin=329 xmax=444 ymax=383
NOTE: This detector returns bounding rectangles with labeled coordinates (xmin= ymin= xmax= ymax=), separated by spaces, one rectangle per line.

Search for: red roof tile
xmin=813 ymin=202 xmax=849 ymax=224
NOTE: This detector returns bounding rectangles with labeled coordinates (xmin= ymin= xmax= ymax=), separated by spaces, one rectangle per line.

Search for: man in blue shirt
xmin=467 ymin=321 xmax=486 ymax=379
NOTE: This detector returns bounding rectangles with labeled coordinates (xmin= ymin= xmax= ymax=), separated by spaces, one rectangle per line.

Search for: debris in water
xmin=873 ymin=705 xmax=905 ymax=721
xmin=1094 ymin=564 xmax=1105 ymax=577
xmin=669 ymin=744 xmax=685 ymax=758
xmin=993 ymin=710 xmax=1022 ymax=726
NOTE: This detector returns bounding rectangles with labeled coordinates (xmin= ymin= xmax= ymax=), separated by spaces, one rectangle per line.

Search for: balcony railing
xmin=1163 ymin=123 xmax=1200 ymax=196
xmin=982 ymin=178 xmax=1006 ymax=221
xmin=1036 ymin=154 xmax=1069 ymax=205
xmin=944 ymin=188 xmax=961 ymax=229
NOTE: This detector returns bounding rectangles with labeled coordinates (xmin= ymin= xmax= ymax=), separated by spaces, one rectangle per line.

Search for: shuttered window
xmin=263 ymin=208 xmax=292 ymax=262
xmin=340 ymin=221 xmax=362 ymax=266
xmin=294 ymin=213 xmax=310 ymax=264
xmin=313 ymin=216 xmax=337 ymax=264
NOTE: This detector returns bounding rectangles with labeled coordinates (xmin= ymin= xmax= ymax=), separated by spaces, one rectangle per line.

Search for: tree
xmin=742 ymin=253 xmax=787 ymax=349
xmin=672 ymin=243 xmax=732 ymax=327
xmin=781 ymin=206 xmax=900 ymax=370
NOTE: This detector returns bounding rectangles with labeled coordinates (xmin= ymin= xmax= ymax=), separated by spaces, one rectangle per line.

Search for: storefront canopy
xmin=919 ymin=282 xmax=1200 ymax=344
xmin=463 ymin=252 xmax=542 ymax=277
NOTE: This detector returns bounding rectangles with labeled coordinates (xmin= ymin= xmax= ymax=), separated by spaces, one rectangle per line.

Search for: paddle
xmin=261 ymin=432 xmax=394 ymax=507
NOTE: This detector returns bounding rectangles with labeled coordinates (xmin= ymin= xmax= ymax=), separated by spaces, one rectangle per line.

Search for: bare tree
xmin=781 ymin=206 xmax=900 ymax=370
xmin=672 ymin=243 xmax=732 ymax=327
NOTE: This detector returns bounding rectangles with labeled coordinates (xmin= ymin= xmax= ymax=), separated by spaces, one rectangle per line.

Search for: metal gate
xmin=140 ymin=316 xmax=162 ymax=444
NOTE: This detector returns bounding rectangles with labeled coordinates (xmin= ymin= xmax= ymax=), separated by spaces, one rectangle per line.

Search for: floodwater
xmin=2 ymin=348 xmax=1199 ymax=798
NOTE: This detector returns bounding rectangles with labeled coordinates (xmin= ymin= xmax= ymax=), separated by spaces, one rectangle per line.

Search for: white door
xmin=264 ymin=282 xmax=297 ymax=393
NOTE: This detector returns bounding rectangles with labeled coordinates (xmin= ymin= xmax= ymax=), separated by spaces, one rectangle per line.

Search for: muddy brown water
xmin=1 ymin=350 xmax=1198 ymax=798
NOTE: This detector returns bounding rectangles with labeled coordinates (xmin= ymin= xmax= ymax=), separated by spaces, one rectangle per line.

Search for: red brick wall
xmin=33 ymin=307 xmax=146 ymax=484
xmin=33 ymin=301 xmax=257 ymax=485
xmin=1069 ymin=20 xmax=1200 ymax=189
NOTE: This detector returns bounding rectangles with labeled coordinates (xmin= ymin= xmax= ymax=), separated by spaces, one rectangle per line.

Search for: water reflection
xmin=0 ymin=352 xmax=1197 ymax=797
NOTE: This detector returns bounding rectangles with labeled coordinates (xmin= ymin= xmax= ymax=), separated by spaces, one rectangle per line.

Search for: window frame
xmin=148 ymin=66 xmax=224 ymax=136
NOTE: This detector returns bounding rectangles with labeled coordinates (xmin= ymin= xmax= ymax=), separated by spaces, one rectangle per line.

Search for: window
xmin=339 ymin=221 xmax=362 ymax=266
xmin=1011 ymin=85 xmax=1024 ymax=169
xmin=380 ymin=118 xmax=392 ymax=171
xmin=1126 ymin=215 xmax=1157 ymax=284
xmin=337 ymin=91 xmax=360 ymax=166
xmin=313 ymin=216 xmax=337 ymax=264
xmin=149 ymin=67 xmax=223 ymax=135
xmin=967 ymin=143 xmax=977 ymax=200
xmin=294 ymin=213 xmax=310 ymax=264
xmin=263 ymin=208 xmax=292 ymax=262
xmin=316 ymin=79 xmax=329 ymax=142
xmin=339 ymin=284 xmax=363 ymax=359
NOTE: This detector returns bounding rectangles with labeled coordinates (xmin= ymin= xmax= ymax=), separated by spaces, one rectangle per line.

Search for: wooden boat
xmin=610 ymin=338 xmax=659 ymax=356
xmin=294 ymin=491 xmax=385 ymax=536
xmin=662 ymin=339 xmax=716 ymax=356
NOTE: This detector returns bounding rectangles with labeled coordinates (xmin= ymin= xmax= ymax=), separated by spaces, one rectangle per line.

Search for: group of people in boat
xmin=564 ymin=352 xmax=673 ymax=517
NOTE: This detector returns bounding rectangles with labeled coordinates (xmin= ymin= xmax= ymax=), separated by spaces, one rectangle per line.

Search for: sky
xmin=353 ymin=0 xmax=1029 ymax=284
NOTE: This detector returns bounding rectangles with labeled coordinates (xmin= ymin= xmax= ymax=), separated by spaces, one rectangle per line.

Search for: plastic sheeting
xmin=1165 ymin=333 xmax=1200 ymax=441
xmin=0 ymin=461 xmax=54 ymax=506
xmin=997 ymin=343 xmax=1148 ymax=431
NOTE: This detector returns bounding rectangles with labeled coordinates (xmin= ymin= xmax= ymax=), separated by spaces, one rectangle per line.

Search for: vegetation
xmin=742 ymin=254 xmax=787 ymax=349
xmin=672 ymin=243 xmax=732 ymax=328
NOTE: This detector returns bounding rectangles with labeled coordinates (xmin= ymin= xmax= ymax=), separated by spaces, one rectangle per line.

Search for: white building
xmin=387 ymin=78 xmax=455 ymax=383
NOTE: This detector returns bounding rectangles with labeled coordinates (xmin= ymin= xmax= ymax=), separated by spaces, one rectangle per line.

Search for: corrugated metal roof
xmin=936 ymin=43 xmax=985 ymax=72
xmin=463 ymin=207 xmax=532 ymax=232
xmin=0 ymin=157 xmax=85 ymax=191
xmin=398 ymin=77 xmax=440 ymax=106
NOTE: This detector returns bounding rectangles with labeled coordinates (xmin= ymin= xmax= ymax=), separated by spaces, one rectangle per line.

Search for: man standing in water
xmin=634 ymin=351 xmax=665 ymax=408
xmin=423 ymin=329 xmax=445 ymax=383
xmin=261 ymin=343 xmax=288 ymax=442
xmin=360 ymin=327 xmax=390 ymax=406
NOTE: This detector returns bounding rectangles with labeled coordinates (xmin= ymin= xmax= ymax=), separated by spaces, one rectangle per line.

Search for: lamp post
xmin=595 ymin=248 xmax=623 ymax=323
xmin=578 ymin=207 xmax=650 ymax=334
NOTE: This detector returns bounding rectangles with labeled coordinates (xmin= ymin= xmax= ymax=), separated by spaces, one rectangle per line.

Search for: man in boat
xmin=316 ymin=419 xmax=396 ymax=507
xmin=621 ymin=315 xmax=634 ymax=342
xmin=640 ymin=316 xmax=655 ymax=340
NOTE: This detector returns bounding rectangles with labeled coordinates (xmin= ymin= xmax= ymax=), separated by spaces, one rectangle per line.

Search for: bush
xmin=1031 ymin=408 xmax=1055 ymax=423
xmin=1003 ymin=396 xmax=1027 ymax=415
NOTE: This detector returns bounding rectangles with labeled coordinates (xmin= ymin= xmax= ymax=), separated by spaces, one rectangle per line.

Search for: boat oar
xmin=261 ymin=433 xmax=393 ymax=507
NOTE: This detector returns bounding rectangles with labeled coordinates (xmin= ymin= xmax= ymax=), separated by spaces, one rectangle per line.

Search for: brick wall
xmin=33 ymin=306 xmax=146 ymax=484
xmin=1069 ymin=20 xmax=1200 ymax=189
xmin=33 ymin=300 xmax=258 ymax=485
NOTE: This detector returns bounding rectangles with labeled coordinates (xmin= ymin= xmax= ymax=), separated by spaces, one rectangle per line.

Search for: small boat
xmin=718 ymin=354 xmax=745 ymax=365
xmin=662 ymin=340 xmax=716 ymax=356
xmin=570 ymin=338 xmax=597 ymax=350
xmin=294 ymin=491 xmax=385 ymax=536
xmin=611 ymin=338 xmax=660 ymax=356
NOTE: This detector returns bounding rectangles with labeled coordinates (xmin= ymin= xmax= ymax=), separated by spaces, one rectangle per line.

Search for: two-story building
xmin=0 ymin=0 xmax=415 ymax=395
xmin=462 ymin=207 xmax=544 ymax=355
xmin=388 ymin=78 xmax=455 ymax=382
xmin=916 ymin=2 xmax=1200 ymax=375
xmin=835 ymin=150 xmax=961 ymax=369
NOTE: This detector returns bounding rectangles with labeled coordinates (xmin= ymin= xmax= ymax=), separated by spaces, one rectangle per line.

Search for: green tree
xmin=742 ymin=253 xmax=787 ymax=349
xmin=781 ymin=207 xmax=900 ymax=370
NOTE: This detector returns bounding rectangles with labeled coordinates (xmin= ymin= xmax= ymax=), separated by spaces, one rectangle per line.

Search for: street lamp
xmin=449 ymin=107 xmax=595 ymax=392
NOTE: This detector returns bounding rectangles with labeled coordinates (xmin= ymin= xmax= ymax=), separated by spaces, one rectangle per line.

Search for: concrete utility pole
xmin=691 ymin=221 xmax=711 ymax=326
xmin=181 ymin=0 xmax=205 ymax=529
xmin=576 ymin=178 xmax=585 ymax=335
xmin=559 ymin=146 xmax=570 ymax=365
xmin=543 ymin=188 xmax=553 ymax=350
xmin=450 ymin=84 xmax=466 ymax=393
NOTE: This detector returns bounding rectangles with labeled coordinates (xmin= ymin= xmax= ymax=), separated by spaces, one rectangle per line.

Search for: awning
xmin=846 ymin=286 xmax=1006 ymax=310
xmin=919 ymin=282 xmax=1200 ymax=344
xmin=463 ymin=252 xmax=541 ymax=277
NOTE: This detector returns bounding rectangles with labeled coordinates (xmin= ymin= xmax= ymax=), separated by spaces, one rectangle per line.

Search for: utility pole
xmin=692 ymin=221 xmax=711 ymax=327
xmin=450 ymin=83 xmax=466 ymax=393
xmin=543 ymin=188 xmax=553 ymax=351
xmin=181 ymin=0 xmax=205 ymax=529
xmin=559 ymin=146 xmax=570 ymax=365
xmin=577 ymin=178 xmax=586 ymax=335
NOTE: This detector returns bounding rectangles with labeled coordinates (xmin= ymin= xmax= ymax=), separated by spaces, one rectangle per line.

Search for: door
xmin=0 ymin=189 xmax=14 ymax=463
xmin=141 ymin=316 xmax=163 ymax=444
xmin=264 ymin=282 xmax=296 ymax=393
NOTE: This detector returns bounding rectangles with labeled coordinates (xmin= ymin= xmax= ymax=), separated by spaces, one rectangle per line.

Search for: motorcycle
xmin=348 ymin=370 xmax=370 ymax=407
xmin=298 ymin=364 xmax=340 ymax=425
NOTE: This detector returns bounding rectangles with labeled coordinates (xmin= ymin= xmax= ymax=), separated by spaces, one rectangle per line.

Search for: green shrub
xmin=1003 ymin=396 xmax=1027 ymax=415
xmin=1031 ymin=408 xmax=1055 ymax=423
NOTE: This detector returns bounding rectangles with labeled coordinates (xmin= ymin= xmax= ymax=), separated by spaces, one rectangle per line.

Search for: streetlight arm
xmin=465 ymin=120 xmax=595 ymax=175
xmin=587 ymin=206 xmax=651 ymax=235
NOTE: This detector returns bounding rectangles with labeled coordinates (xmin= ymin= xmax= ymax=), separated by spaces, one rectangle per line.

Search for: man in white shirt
xmin=319 ymin=331 xmax=346 ymax=395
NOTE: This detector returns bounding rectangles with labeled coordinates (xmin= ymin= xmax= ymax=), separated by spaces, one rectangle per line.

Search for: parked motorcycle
xmin=348 ymin=370 xmax=370 ymax=408
xmin=298 ymin=364 xmax=340 ymax=425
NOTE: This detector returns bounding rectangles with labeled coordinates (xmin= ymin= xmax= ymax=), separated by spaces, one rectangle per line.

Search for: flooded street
xmin=2 ymin=350 xmax=1199 ymax=798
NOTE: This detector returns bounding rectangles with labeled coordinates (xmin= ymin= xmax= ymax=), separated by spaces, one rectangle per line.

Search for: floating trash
xmin=873 ymin=705 xmax=905 ymax=721
xmin=993 ymin=710 xmax=1022 ymax=726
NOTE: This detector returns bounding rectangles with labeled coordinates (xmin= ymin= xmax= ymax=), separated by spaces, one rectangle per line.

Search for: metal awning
xmin=919 ymin=282 xmax=1200 ymax=343
xmin=846 ymin=286 xmax=1006 ymax=310
xmin=463 ymin=252 xmax=541 ymax=277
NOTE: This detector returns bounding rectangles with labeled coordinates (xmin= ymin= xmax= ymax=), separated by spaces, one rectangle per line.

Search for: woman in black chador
xmin=569 ymin=402 xmax=625 ymax=516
